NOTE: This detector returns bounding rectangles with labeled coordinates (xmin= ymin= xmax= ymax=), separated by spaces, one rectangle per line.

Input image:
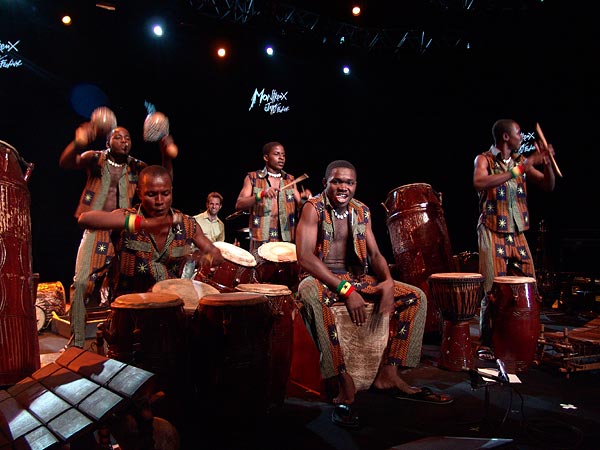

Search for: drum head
xmin=236 ymin=283 xmax=292 ymax=296
xmin=151 ymin=279 xmax=219 ymax=312
xmin=214 ymin=241 xmax=257 ymax=267
xmin=199 ymin=292 xmax=267 ymax=307
xmin=257 ymin=242 xmax=297 ymax=263
xmin=112 ymin=292 xmax=183 ymax=309
xmin=430 ymin=272 xmax=484 ymax=281
xmin=494 ymin=276 xmax=536 ymax=284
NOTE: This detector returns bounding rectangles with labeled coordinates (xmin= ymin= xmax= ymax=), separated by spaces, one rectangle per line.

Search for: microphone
xmin=496 ymin=358 xmax=509 ymax=382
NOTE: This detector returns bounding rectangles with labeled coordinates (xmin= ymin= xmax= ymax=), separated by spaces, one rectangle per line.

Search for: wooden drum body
xmin=191 ymin=292 xmax=273 ymax=415
xmin=489 ymin=276 xmax=541 ymax=373
xmin=236 ymin=283 xmax=294 ymax=408
xmin=383 ymin=183 xmax=454 ymax=336
xmin=428 ymin=272 xmax=484 ymax=371
xmin=102 ymin=292 xmax=186 ymax=391
xmin=0 ymin=140 xmax=38 ymax=386
xmin=196 ymin=241 xmax=257 ymax=292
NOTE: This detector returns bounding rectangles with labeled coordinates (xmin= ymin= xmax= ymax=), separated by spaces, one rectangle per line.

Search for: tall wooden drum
xmin=489 ymin=276 xmax=541 ymax=373
xmin=383 ymin=183 xmax=454 ymax=337
xmin=428 ymin=272 xmax=484 ymax=371
xmin=0 ymin=140 xmax=38 ymax=386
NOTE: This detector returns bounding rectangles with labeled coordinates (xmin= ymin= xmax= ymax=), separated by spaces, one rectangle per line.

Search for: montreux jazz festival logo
xmin=0 ymin=39 xmax=23 ymax=70
xmin=248 ymin=88 xmax=290 ymax=115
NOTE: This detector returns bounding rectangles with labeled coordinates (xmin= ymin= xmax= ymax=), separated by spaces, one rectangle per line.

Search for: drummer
xmin=78 ymin=165 xmax=224 ymax=301
xmin=234 ymin=141 xmax=311 ymax=255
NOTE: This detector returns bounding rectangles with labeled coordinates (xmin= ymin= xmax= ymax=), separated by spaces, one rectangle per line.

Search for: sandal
xmin=331 ymin=404 xmax=360 ymax=428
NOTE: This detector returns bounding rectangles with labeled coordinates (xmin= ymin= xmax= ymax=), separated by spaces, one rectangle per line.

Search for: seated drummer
xmin=295 ymin=160 xmax=453 ymax=429
xmin=78 ymin=165 xmax=224 ymax=301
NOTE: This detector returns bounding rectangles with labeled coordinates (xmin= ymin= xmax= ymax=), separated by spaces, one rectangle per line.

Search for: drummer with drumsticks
xmin=473 ymin=119 xmax=557 ymax=357
xmin=78 ymin=165 xmax=224 ymax=301
xmin=234 ymin=141 xmax=311 ymax=255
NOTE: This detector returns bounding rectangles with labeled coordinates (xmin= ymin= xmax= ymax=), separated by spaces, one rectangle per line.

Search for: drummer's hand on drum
xmin=345 ymin=292 xmax=368 ymax=326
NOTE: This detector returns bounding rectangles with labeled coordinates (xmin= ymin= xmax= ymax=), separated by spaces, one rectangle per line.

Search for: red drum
xmin=196 ymin=241 xmax=257 ymax=292
xmin=102 ymin=292 xmax=186 ymax=392
xmin=489 ymin=276 xmax=541 ymax=373
xmin=0 ymin=140 xmax=38 ymax=386
xmin=236 ymin=283 xmax=295 ymax=408
xmin=383 ymin=183 xmax=454 ymax=337
xmin=191 ymin=292 xmax=272 ymax=415
xmin=428 ymin=273 xmax=485 ymax=371
xmin=255 ymin=242 xmax=300 ymax=292
xmin=35 ymin=280 xmax=67 ymax=331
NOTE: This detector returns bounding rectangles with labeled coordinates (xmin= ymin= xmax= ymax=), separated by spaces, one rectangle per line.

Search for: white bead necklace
xmin=107 ymin=158 xmax=126 ymax=168
xmin=267 ymin=171 xmax=282 ymax=178
xmin=332 ymin=209 xmax=349 ymax=220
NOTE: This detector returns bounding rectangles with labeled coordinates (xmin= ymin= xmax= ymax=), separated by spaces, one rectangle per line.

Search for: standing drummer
xmin=59 ymin=119 xmax=176 ymax=348
xmin=473 ymin=119 xmax=556 ymax=355
xmin=234 ymin=141 xmax=311 ymax=255
xmin=77 ymin=165 xmax=224 ymax=300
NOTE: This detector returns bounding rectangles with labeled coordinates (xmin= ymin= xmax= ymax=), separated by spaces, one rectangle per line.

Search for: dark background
xmin=2 ymin=0 xmax=598 ymax=294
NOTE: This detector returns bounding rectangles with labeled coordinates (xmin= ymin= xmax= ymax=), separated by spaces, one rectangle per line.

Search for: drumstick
xmin=535 ymin=122 xmax=563 ymax=177
xmin=281 ymin=173 xmax=309 ymax=191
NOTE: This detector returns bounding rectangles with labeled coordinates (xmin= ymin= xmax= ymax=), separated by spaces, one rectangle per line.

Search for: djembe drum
xmin=489 ymin=276 xmax=541 ymax=373
xmin=428 ymin=272 xmax=485 ymax=371
xmin=255 ymin=242 xmax=300 ymax=292
xmin=196 ymin=241 xmax=257 ymax=292
xmin=235 ymin=283 xmax=295 ymax=408
xmin=191 ymin=292 xmax=272 ymax=415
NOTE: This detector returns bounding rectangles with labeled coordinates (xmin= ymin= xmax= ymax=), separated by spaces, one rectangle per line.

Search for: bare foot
xmin=372 ymin=365 xmax=420 ymax=395
xmin=333 ymin=372 xmax=356 ymax=404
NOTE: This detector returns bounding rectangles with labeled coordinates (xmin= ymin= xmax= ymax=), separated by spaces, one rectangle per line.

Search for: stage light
xmin=342 ymin=65 xmax=351 ymax=75
xmin=61 ymin=15 xmax=72 ymax=26
xmin=352 ymin=6 xmax=361 ymax=17
xmin=217 ymin=47 xmax=227 ymax=58
xmin=152 ymin=25 xmax=164 ymax=37
xmin=265 ymin=46 xmax=274 ymax=56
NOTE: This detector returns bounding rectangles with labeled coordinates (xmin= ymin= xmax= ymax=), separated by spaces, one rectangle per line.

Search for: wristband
xmin=337 ymin=281 xmax=355 ymax=298
xmin=134 ymin=214 xmax=142 ymax=232
xmin=336 ymin=280 xmax=346 ymax=294
xmin=255 ymin=190 xmax=266 ymax=202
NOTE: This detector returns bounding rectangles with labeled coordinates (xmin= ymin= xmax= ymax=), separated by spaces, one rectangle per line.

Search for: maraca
xmin=143 ymin=111 xmax=170 ymax=142
xmin=90 ymin=106 xmax=117 ymax=136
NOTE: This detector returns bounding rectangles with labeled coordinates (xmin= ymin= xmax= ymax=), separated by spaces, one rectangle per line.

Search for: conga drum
xmin=191 ymin=292 xmax=273 ymax=416
xmin=102 ymin=292 xmax=186 ymax=394
xmin=428 ymin=273 xmax=484 ymax=371
xmin=0 ymin=140 xmax=38 ymax=386
xmin=489 ymin=276 xmax=541 ymax=373
xmin=255 ymin=242 xmax=300 ymax=292
xmin=382 ymin=183 xmax=454 ymax=337
xmin=196 ymin=241 xmax=257 ymax=291
xmin=236 ymin=283 xmax=295 ymax=408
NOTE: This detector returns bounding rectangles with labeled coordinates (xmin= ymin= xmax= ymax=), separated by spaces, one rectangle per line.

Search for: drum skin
xmin=489 ymin=276 xmax=541 ymax=373
xmin=383 ymin=183 xmax=454 ymax=336
xmin=196 ymin=242 xmax=257 ymax=291
xmin=0 ymin=141 xmax=39 ymax=386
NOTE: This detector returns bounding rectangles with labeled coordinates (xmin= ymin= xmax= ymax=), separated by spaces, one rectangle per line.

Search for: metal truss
xmin=183 ymin=0 xmax=482 ymax=56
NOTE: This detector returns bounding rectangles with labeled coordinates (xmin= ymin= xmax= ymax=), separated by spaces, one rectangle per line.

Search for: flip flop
xmin=476 ymin=347 xmax=496 ymax=361
xmin=331 ymin=404 xmax=360 ymax=428
xmin=369 ymin=386 xmax=453 ymax=405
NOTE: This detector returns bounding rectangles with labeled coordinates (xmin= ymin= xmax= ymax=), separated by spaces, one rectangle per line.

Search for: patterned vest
xmin=300 ymin=192 xmax=369 ymax=277
xmin=477 ymin=150 xmax=530 ymax=233
xmin=248 ymin=168 xmax=297 ymax=243
xmin=74 ymin=150 xmax=146 ymax=218
xmin=110 ymin=208 xmax=197 ymax=297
